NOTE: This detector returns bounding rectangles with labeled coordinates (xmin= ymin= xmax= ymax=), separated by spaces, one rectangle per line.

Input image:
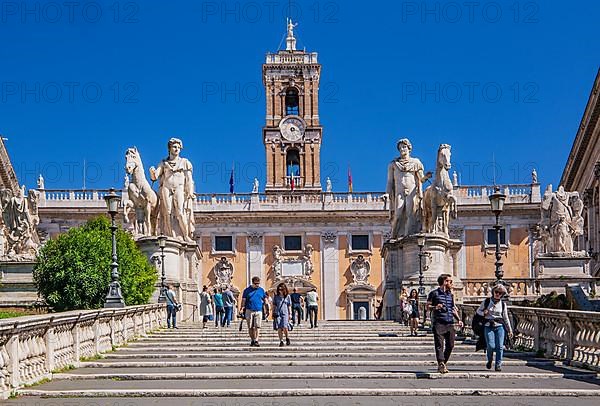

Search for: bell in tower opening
xmin=263 ymin=19 xmax=322 ymax=194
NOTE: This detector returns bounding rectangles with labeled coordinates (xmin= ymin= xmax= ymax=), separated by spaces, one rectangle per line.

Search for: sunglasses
xmin=494 ymin=292 xmax=504 ymax=296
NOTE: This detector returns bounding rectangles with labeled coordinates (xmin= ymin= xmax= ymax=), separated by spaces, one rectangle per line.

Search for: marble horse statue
xmin=422 ymin=144 xmax=457 ymax=236
xmin=124 ymin=147 xmax=158 ymax=236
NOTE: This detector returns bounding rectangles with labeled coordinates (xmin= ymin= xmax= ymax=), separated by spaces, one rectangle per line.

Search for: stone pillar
xmin=7 ymin=333 xmax=19 ymax=388
xmin=247 ymin=233 xmax=263 ymax=283
xmin=321 ymin=232 xmax=339 ymax=320
xmin=45 ymin=326 xmax=55 ymax=373
xmin=136 ymin=236 xmax=201 ymax=321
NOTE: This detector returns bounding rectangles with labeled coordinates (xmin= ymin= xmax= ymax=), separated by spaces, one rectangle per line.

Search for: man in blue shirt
xmin=427 ymin=274 xmax=464 ymax=374
xmin=240 ymin=276 xmax=269 ymax=347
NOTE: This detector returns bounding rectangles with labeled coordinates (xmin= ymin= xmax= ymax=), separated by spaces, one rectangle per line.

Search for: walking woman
xmin=475 ymin=284 xmax=513 ymax=371
xmin=408 ymin=289 xmax=420 ymax=336
xmin=198 ymin=285 xmax=212 ymax=329
xmin=273 ymin=282 xmax=292 ymax=347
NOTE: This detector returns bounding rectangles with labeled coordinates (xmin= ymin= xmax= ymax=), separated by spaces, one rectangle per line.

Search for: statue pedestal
xmin=0 ymin=260 xmax=39 ymax=307
xmin=137 ymin=236 xmax=202 ymax=321
xmin=533 ymin=253 xmax=591 ymax=295
xmin=383 ymin=233 xmax=463 ymax=321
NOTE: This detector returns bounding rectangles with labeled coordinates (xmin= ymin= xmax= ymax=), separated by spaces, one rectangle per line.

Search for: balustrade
xmin=0 ymin=304 xmax=163 ymax=399
xmin=460 ymin=304 xmax=600 ymax=371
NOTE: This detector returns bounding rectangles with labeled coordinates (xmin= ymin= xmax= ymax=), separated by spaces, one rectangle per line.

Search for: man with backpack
xmin=426 ymin=274 xmax=463 ymax=374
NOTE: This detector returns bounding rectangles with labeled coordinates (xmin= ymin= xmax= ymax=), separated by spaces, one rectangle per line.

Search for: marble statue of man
xmin=540 ymin=185 xmax=585 ymax=254
xmin=326 ymin=177 xmax=332 ymax=193
xmin=150 ymin=138 xmax=195 ymax=242
xmin=252 ymin=178 xmax=259 ymax=194
xmin=386 ymin=139 xmax=431 ymax=238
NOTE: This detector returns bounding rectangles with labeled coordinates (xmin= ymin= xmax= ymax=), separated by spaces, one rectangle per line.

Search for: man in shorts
xmin=240 ymin=276 xmax=269 ymax=347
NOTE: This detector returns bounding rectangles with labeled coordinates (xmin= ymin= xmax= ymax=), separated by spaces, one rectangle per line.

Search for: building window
xmin=284 ymin=235 xmax=302 ymax=251
xmin=286 ymin=149 xmax=300 ymax=176
xmin=487 ymin=229 xmax=506 ymax=245
xmin=351 ymin=234 xmax=370 ymax=251
xmin=285 ymin=88 xmax=299 ymax=116
xmin=215 ymin=236 xmax=233 ymax=252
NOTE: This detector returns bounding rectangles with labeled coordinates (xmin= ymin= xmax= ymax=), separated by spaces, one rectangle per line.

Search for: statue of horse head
xmin=125 ymin=147 xmax=142 ymax=175
xmin=437 ymin=144 xmax=452 ymax=171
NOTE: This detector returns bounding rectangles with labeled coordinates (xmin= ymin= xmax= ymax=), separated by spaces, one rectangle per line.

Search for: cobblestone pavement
xmin=6 ymin=321 xmax=600 ymax=404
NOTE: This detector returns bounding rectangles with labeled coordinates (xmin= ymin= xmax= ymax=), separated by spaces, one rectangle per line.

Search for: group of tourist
xmin=239 ymin=276 xmax=320 ymax=347
xmin=426 ymin=273 xmax=513 ymax=374
xmin=165 ymin=273 xmax=512 ymax=372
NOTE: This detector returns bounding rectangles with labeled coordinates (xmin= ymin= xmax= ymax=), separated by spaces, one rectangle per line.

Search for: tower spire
xmin=286 ymin=18 xmax=297 ymax=51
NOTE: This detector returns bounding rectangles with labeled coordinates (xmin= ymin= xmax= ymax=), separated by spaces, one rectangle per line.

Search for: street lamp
xmin=416 ymin=235 xmax=430 ymax=326
xmin=417 ymin=236 xmax=426 ymax=297
xmin=489 ymin=186 xmax=506 ymax=287
xmin=103 ymin=188 xmax=125 ymax=308
xmin=157 ymin=235 xmax=167 ymax=303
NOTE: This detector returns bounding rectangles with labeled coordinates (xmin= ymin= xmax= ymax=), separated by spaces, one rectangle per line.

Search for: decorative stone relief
xmin=215 ymin=256 xmax=234 ymax=287
xmin=350 ymin=254 xmax=371 ymax=285
xmin=322 ymin=232 xmax=337 ymax=244
xmin=0 ymin=188 xmax=40 ymax=260
xmin=247 ymin=232 xmax=263 ymax=246
xmin=272 ymin=244 xmax=314 ymax=281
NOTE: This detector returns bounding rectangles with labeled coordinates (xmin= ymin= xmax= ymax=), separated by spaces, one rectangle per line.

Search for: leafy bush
xmin=33 ymin=216 xmax=157 ymax=311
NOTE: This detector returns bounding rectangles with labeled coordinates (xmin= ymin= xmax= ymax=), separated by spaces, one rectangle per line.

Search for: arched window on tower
xmin=286 ymin=148 xmax=301 ymax=188
xmin=285 ymin=88 xmax=299 ymax=116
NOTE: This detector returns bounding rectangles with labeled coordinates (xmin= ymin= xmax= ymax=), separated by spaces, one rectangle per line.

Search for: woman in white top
xmin=475 ymin=284 xmax=513 ymax=371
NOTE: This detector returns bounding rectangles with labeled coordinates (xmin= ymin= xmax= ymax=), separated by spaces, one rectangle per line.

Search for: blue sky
xmin=1 ymin=0 xmax=598 ymax=193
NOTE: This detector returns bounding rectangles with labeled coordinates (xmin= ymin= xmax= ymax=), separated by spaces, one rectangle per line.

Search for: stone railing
xmin=454 ymin=183 xmax=541 ymax=205
xmin=265 ymin=52 xmax=318 ymax=64
xmin=37 ymin=184 xmax=539 ymax=212
xmin=193 ymin=192 xmax=389 ymax=212
xmin=460 ymin=304 xmax=600 ymax=371
xmin=463 ymin=277 xmax=600 ymax=302
xmin=0 ymin=304 xmax=164 ymax=399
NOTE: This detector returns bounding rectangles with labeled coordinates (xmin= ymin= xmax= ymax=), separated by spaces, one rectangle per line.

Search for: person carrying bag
xmin=475 ymin=284 xmax=513 ymax=371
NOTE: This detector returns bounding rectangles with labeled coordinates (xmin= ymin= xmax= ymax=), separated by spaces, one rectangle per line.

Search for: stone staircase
xmin=11 ymin=320 xmax=600 ymax=402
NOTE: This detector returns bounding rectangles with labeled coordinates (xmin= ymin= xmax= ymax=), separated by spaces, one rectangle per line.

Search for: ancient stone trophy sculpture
xmin=422 ymin=144 xmax=457 ymax=236
xmin=0 ymin=188 xmax=40 ymax=260
xmin=149 ymin=138 xmax=196 ymax=242
xmin=123 ymin=147 xmax=158 ymax=236
xmin=539 ymin=185 xmax=585 ymax=255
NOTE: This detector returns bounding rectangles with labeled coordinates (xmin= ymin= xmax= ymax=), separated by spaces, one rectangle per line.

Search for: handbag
xmin=166 ymin=290 xmax=181 ymax=312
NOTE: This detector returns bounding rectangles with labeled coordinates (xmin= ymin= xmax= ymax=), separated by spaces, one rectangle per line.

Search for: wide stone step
xmin=19 ymin=377 xmax=600 ymax=397
xmin=112 ymin=345 xmax=476 ymax=352
xmin=79 ymin=359 xmax=559 ymax=368
xmin=53 ymin=370 xmax=600 ymax=380
xmin=58 ymin=363 xmax=595 ymax=375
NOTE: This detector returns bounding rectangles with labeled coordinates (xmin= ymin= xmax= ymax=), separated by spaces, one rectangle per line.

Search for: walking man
xmin=165 ymin=285 xmax=179 ymax=329
xmin=240 ymin=276 xmax=269 ymax=347
xmin=306 ymin=288 xmax=319 ymax=328
xmin=290 ymin=288 xmax=304 ymax=326
xmin=222 ymin=286 xmax=235 ymax=327
xmin=426 ymin=274 xmax=463 ymax=374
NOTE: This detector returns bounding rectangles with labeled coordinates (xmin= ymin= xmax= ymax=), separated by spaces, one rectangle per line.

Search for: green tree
xmin=33 ymin=216 xmax=157 ymax=311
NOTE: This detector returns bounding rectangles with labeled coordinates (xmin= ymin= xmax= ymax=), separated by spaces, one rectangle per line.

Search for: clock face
xmin=279 ymin=116 xmax=305 ymax=142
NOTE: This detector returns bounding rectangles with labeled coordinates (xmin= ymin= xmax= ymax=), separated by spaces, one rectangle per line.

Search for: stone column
xmin=247 ymin=233 xmax=263 ymax=282
xmin=321 ymin=232 xmax=339 ymax=320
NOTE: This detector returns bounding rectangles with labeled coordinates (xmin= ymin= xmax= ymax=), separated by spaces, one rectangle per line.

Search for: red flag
xmin=348 ymin=166 xmax=353 ymax=193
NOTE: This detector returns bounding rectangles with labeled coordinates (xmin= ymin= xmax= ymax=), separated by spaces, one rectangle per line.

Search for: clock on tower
xmin=263 ymin=19 xmax=323 ymax=193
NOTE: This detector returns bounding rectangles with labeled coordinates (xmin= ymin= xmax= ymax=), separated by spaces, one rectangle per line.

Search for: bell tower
xmin=263 ymin=19 xmax=322 ymax=193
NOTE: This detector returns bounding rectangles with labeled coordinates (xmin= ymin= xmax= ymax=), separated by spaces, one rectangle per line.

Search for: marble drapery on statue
xmin=423 ymin=144 xmax=457 ymax=236
xmin=539 ymin=185 xmax=585 ymax=255
xmin=386 ymin=139 xmax=431 ymax=239
xmin=150 ymin=138 xmax=195 ymax=242
xmin=0 ymin=188 xmax=40 ymax=260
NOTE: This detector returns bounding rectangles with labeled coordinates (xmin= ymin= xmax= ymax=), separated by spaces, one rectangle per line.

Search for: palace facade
xmin=1 ymin=25 xmax=597 ymax=319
